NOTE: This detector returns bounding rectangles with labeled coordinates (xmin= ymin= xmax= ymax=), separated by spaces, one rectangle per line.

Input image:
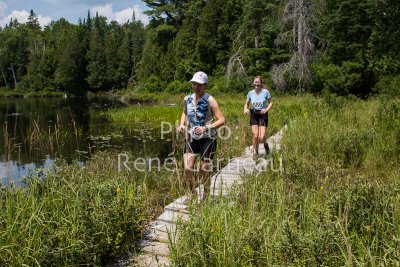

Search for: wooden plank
xmin=139 ymin=241 xmax=170 ymax=257
xmin=146 ymin=228 xmax=178 ymax=244
xmin=219 ymin=168 xmax=253 ymax=176
xmin=212 ymin=173 xmax=241 ymax=179
xmin=174 ymin=195 xmax=189 ymax=205
xmin=212 ymin=183 xmax=243 ymax=192
xmin=157 ymin=210 xmax=188 ymax=224
xmin=228 ymin=157 xmax=254 ymax=163
xmin=164 ymin=202 xmax=189 ymax=214
xmin=211 ymin=181 xmax=240 ymax=189
xmin=211 ymin=175 xmax=242 ymax=183
xmin=218 ymin=168 xmax=245 ymax=173
xmin=224 ymin=161 xmax=257 ymax=170
xmin=253 ymin=159 xmax=274 ymax=174
xmin=222 ymin=164 xmax=252 ymax=172
xmin=148 ymin=220 xmax=178 ymax=234
xmin=135 ymin=253 xmax=170 ymax=267
xmin=210 ymin=188 xmax=230 ymax=196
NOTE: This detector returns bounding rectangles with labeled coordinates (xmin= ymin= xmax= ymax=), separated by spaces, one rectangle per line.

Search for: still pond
xmin=0 ymin=96 xmax=174 ymax=186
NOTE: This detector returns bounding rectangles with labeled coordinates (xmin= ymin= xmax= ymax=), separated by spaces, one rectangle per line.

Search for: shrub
xmin=374 ymin=75 xmax=400 ymax=97
xmin=166 ymin=80 xmax=190 ymax=94
xmin=136 ymin=75 xmax=162 ymax=93
xmin=312 ymin=60 xmax=363 ymax=95
xmin=208 ymin=76 xmax=249 ymax=94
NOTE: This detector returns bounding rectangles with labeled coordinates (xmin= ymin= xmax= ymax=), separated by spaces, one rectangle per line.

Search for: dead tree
xmin=9 ymin=64 xmax=17 ymax=88
xmin=226 ymin=31 xmax=247 ymax=80
xmin=1 ymin=68 xmax=8 ymax=87
xmin=272 ymin=0 xmax=315 ymax=91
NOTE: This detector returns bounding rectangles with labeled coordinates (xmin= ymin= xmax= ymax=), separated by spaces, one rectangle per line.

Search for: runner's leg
xmin=199 ymin=138 xmax=216 ymax=201
xmin=183 ymin=152 xmax=197 ymax=199
xmin=259 ymin=125 xmax=266 ymax=148
xmin=260 ymin=114 xmax=269 ymax=154
xmin=183 ymin=138 xmax=198 ymax=200
xmin=251 ymin=125 xmax=260 ymax=157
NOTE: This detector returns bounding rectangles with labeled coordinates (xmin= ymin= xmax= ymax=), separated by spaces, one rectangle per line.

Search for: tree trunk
xmin=9 ymin=65 xmax=17 ymax=89
xmin=1 ymin=69 xmax=8 ymax=87
xmin=272 ymin=0 xmax=315 ymax=91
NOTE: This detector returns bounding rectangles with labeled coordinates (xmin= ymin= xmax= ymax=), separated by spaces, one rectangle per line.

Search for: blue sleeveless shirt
xmin=185 ymin=93 xmax=215 ymax=138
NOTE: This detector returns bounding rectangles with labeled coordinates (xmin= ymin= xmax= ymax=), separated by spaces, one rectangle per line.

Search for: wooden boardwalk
xmin=112 ymin=126 xmax=286 ymax=267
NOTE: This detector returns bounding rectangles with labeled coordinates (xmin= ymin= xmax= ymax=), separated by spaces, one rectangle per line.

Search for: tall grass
xmin=104 ymin=105 xmax=182 ymax=126
xmin=170 ymin=95 xmax=400 ymax=266
xmin=0 ymin=151 xmax=183 ymax=266
xmin=3 ymin=114 xmax=67 ymax=163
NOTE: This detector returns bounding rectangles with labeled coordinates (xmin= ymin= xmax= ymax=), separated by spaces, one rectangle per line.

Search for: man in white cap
xmin=178 ymin=71 xmax=225 ymax=203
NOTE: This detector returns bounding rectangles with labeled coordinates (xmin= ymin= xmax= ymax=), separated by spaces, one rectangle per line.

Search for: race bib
xmin=252 ymin=101 xmax=263 ymax=109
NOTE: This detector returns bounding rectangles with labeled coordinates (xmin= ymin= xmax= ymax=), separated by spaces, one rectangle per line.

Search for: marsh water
xmin=0 ymin=96 xmax=173 ymax=186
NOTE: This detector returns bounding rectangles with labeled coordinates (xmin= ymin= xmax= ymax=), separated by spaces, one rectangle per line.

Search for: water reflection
xmin=0 ymin=96 xmax=174 ymax=183
xmin=0 ymin=158 xmax=55 ymax=186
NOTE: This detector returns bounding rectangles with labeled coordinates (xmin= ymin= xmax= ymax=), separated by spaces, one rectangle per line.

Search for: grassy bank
xmin=0 ymin=87 xmax=66 ymax=98
xmin=0 ymin=150 xmax=183 ymax=266
xmin=170 ymin=95 xmax=400 ymax=265
xmin=0 ymin=88 xmax=23 ymax=98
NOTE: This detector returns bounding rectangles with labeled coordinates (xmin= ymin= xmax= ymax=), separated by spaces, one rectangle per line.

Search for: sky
xmin=0 ymin=0 xmax=150 ymax=28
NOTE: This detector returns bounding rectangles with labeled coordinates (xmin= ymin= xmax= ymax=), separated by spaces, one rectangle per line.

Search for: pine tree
xmin=27 ymin=9 xmax=40 ymax=30
xmin=55 ymin=27 xmax=87 ymax=94
xmin=86 ymin=28 xmax=107 ymax=91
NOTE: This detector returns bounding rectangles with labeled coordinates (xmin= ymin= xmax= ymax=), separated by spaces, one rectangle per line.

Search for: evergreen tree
xmin=137 ymin=28 xmax=163 ymax=83
xmin=86 ymin=28 xmax=107 ymax=91
xmin=233 ymin=0 xmax=286 ymax=78
xmin=312 ymin=0 xmax=378 ymax=95
xmin=86 ymin=10 xmax=92 ymax=30
xmin=0 ymin=25 xmax=30 ymax=89
xmin=27 ymin=9 xmax=41 ymax=30
xmin=116 ymin=30 xmax=132 ymax=88
xmin=129 ymin=21 xmax=145 ymax=82
xmin=105 ymin=21 xmax=123 ymax=88
xmin=367 ymin=0 xmax=400 ymax=81
xmin=143 ymin=0 xmax=190 ymax=26
xmin=54 ymin=21 xmax=87 ymax=94
xmin=196 ymin=0 xmax=243 ymax=74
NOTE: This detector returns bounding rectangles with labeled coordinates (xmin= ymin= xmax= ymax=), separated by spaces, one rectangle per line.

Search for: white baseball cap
xmin=189 ymin=71 xmax=208 ymax=84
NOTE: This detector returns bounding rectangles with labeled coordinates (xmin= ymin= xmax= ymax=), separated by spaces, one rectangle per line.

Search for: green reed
xmin=104 ymin=105 xmax=182 ymax=126
xmin=0 ymin=151 xmax=185 ymax=266
xmin=2 ymin=113 xmax=72 ymax=163
xmin=170 ymin=94 xmax=400 ymax=266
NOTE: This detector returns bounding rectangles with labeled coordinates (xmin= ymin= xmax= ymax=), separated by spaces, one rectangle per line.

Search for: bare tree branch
xmin=272 ymin=0 xmax=315 ymax=91
xmin=226 ymin=31 xmax=247 ymax=80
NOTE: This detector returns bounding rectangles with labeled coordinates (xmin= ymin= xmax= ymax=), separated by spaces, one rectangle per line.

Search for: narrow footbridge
xmin=116 ymin=126 xmax=286 ymax=266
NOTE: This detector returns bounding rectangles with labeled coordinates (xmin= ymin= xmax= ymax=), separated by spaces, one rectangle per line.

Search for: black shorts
xmin=184 ymin=137 xmax=216 ymax=161
xmin=250 ymin=110 xmax=268 ymax=126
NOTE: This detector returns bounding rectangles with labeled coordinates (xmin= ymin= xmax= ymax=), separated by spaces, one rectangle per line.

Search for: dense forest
xmin=0 ymin=0 xmax=399 ymax=96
